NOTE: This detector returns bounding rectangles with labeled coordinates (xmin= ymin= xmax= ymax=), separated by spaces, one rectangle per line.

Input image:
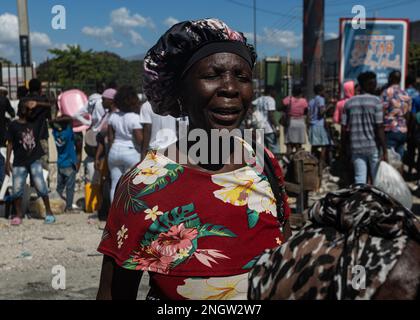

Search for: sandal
xmin=11 ymin=217 xmax=22 ymax=226
xmin=44 ymin=215 xmax=56 ymax=224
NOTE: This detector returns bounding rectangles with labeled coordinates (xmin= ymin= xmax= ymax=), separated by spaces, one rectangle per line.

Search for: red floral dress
xmin=98 ymin=144 xmax=290 ymax=300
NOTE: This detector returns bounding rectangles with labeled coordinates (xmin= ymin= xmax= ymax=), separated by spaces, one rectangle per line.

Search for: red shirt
xmin=98 ymin=147 xmax=290 ymax=300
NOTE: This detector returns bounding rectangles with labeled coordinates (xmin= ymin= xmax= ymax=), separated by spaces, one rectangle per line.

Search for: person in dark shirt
xmin=0 ymin=87 xmax=16 ymax=187
xmin=51 ymin=115 xmax=77 ymax=212
xmin=27 ymin=78 xmax=51 ymax=170
xmin=5 ymin=99 xmax=55 ymax=226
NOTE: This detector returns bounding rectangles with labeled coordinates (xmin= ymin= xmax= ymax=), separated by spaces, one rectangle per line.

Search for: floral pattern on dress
xmin=176 ymin=273 xmax=248 ymax=300
xmin=114 ymin=152 xmax=184 ymax=213
xmin=211 ymin=166 xmax=277 ymax=228
xmin=144 ymin=205 xmax=164 ymax=221
xmin=117 ymin=225 xmax=128 ymax=249
xmin=122 ymin=203 xmax=235 ymax=273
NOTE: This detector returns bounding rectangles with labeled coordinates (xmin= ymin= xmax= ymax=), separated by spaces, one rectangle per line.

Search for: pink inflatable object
xmin=57 ymin=89 xmax=91 ymax=132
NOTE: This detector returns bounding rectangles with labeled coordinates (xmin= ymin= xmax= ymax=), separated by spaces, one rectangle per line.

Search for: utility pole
xmin=253 ymin=0 xmax=257 ymax=52
xmin=287 ymin=51 xmax=292 ymax=96
xmin=253 ymin=0 xmax=259 ymax=94
xmin=17 ymin=0 xmax=32 ymax=83
xmin=302 ymin=0 xmax=324 ymax=100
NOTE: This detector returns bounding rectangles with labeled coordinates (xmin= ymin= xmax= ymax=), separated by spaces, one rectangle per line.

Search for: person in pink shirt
xmin=282 ymin=85 xmax=308 ymax=155
xmin=334 ymin=80 xmax=355 ymax=124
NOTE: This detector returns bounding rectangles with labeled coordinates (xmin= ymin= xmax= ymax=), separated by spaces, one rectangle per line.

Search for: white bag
xmin=374 ymin=161 xmax=412 ymax=209
xmin=387 ymin=147 xmax=402 ymax=170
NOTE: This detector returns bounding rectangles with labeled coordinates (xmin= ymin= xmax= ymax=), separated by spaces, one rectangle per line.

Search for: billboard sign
xmin=339 ymin=18 xmax=409 ymax=95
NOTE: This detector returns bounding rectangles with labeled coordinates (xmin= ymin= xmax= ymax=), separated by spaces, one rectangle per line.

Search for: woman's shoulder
xmin=124 ymin=111 xmax=141 ymax=120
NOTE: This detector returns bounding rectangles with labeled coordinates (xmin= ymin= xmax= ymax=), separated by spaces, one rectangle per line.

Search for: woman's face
xmin=181 ymin=52 xmax=253 ymax=131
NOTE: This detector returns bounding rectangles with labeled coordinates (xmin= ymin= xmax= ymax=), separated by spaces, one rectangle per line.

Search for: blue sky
xmin=0 ymin=0 xmax=419 ymax=64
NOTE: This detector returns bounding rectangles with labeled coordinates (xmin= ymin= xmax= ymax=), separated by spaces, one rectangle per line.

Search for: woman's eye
xmin=237 ymin=74 xmax=251 ymax=82
xmin=202 ymin=74 xmax=219 ymax=79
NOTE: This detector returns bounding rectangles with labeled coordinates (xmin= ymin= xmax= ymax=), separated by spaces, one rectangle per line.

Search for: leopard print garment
xmin=248 ymin=185 xmax=420 ymax=300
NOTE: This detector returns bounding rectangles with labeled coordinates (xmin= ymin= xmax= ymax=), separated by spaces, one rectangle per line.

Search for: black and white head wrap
xmin=143 ymin=18 xmax=256 ymax=117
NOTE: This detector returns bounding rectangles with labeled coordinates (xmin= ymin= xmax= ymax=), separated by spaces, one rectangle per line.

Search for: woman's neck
xmin=173 ymin=130 xmax=247 ymax=173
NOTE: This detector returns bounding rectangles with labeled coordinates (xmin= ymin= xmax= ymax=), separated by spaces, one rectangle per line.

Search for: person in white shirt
xmin=252 ymin=86 xmax=281 ymax=158
xmin=139 ymin=101 xmax=177 ymax=159
xmin=107 ymin=86 xmax=143 ymax=201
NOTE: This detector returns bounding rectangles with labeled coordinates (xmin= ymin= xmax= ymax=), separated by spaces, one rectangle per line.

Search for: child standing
xmin=5 ymin=99 xmax=55 ymax=225
xmin=51 ymin=115 xmax=78 ymax=212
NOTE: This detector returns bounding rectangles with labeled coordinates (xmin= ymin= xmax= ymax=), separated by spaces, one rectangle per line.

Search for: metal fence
xmin=0 ymin=63 xmax=34 ymax=99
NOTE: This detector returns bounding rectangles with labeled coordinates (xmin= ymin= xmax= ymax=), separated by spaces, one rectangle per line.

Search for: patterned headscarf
xmin=143 ymin=18 xmax=256 ymax=117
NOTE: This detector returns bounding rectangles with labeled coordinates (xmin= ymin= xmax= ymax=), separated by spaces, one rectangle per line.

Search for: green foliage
xmin=0 ymin=57 xmax=12 ymax=65
xmin=242 ymin=254 xmax=261 ymax=270
xmin=409 ymin=43 xmax=420 ymax=61
xmin=137 ymin=164 xmax=184 ymax=198
xmin=142 ymin=203 xmax=197 ymax=246
xmin=196 ymin=224 xmax=237 ymax=238
xmin=36 ymin=45 xmax=143 ymax=94
xmin=246 ymin=208 xmax=260 ymax=228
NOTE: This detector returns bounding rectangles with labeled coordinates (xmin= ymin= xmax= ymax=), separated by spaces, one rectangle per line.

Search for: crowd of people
xmin=250 ymin=69 xmax=420 ymax=188
xmin=0 ymin=18 xmax=419 ymax=300
xmin=0 ymin=78 xmax=180 ymax=225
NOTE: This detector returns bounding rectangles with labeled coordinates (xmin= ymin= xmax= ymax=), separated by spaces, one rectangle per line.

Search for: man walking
xmin=341 ymin=71 xmax=388 ymax=184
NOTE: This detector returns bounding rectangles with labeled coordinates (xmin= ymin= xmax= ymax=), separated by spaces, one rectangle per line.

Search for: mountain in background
xmin=125 ymin=53 xmax=145 ymax=61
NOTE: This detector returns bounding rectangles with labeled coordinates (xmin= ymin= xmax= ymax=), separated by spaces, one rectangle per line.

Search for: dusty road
xmin=0 ymin=213 xmax=150 ymax=300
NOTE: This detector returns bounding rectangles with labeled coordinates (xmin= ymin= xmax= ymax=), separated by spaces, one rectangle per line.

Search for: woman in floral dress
xmin=96 ymin=18 xmax=291 ymax=300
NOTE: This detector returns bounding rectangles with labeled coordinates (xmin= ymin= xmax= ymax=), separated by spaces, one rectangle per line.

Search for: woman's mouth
xmin=208 ymin=107 xmax=242 ymax=125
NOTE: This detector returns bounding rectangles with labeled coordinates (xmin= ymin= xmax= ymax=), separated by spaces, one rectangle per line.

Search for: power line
xmin=225 ymin=0 xmax=300 ymax=19
xmin=326 ymin=0 xmax=417 ymax=16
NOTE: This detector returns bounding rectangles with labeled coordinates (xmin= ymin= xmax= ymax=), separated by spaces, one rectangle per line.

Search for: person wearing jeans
xmin=341 ymin=71 xmax=388 ymax=185
xmin=52 ymin=115 xmax=78 ymax=211
xmin=56 ymin=166 xmax=76 ymax=210
xmin=108 ymin=145 xmax=141 ymax=201
xmin=6 ymin=99 xmax=55 ymax=225
xmin=352 ymin=151 xmax=380 ymax=185
xmin=107 ymin=86 xmax=143 ymax=201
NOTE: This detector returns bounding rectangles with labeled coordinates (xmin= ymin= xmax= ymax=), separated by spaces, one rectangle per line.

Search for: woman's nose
xmin=218 ymin=73 xmax=239 ymax=97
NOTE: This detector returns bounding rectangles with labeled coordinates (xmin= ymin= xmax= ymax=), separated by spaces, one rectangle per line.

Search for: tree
xmin=408 ymin=43 xmax=420 ymax=78
xmin=0 ymin=57 xmax=12 ymax=65
xmin=37 ymin=45 xmax=144 ymax=94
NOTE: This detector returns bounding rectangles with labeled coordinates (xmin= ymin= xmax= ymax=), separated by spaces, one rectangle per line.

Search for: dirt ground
xmin=0 ymin=213 xmax=150 ymax=300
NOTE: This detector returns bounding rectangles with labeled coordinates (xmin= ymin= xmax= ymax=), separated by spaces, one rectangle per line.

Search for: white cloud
xmin=261 ymin=28 xmax=301 ymax=49
xmin=0 ymin=12 xmax=19 ymax=43
xmin=31 ymin=32 xmax=52 ymax=47
xmin=163 ymin=17 xmax=179 ymax=28
xmin=82 ymin=26 xmax=113 ymax=38
xmin=326 ymin=32 xmax=338 ymax=40
xmin=81 ymin=26 xmax=123 ymax=48
xmin=128 ymin=30 xmax=147 ymax=46
xmin=244 ymin=28 xmax=301 ymax=50
xmin=51 ymin=43 xmax=71 ymax=51
xmin=243 ymin=32 xmax=255 ymax=43
xmin=110 ymin=7 xmax=155 ymax=29
xmin=0 ymin=12 xmax=55 ymax=62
